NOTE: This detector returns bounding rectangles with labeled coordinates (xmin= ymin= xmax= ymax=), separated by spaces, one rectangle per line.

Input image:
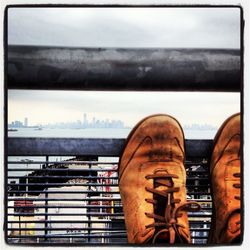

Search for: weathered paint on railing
xmin=8 ymin=137 xmax=213 ymax=157
xmin=7 ymin=45 xmax=241 ymax=91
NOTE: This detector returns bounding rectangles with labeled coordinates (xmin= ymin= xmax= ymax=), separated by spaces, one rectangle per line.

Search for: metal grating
xmin=6 ymin=138 xmax=212 ymax=245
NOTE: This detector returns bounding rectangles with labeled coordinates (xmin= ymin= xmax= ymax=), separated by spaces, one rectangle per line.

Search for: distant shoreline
xmin=8 ymin=127 xmax=218 ymax=131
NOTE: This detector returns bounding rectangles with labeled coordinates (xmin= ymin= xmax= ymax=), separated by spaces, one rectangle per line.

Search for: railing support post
xmin=45 ymin=155 xmax=49 ymax=241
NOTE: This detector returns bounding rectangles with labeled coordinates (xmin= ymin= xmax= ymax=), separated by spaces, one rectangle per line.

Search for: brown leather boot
xmin=209 ymin=113 xmax=241 ymax=244
xmin=119 ymin=114 xmax=199 ymax=244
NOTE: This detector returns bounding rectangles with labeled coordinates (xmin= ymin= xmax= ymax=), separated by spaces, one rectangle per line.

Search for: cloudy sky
xmin=8 ymin=7 xmax=240 ymax=48
xmin=7 ymin=7 xmax=241 ymax=128
xmin=8 ymin=90 xmax=240 ymax=128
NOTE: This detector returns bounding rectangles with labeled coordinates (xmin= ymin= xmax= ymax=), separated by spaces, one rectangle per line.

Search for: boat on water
xmin=8 ymin=128 xmax=18 ymax=132
xmin=34 ymin=126 xmax=43 ymax=131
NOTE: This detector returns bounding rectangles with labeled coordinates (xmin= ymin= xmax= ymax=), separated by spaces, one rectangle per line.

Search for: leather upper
xmin=119 ymin=114 xmax=191 ymax=243
xmin=209 ymin=113 xmax=241 ymax=243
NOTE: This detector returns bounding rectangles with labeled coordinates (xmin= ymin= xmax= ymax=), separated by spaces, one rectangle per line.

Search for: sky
xmin=8 ymin=90 xmax=240 ymax=128
xmin=8 ymin=7 xmax=240 ymax=48
xmin=7 ymin=7 xmax=241 ymax=127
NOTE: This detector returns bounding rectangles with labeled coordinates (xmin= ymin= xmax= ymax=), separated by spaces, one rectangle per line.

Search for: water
xmin=8 ymin=128 xmax=131 ymax=138
xmin=8 ymin=127 xmax=217 ymax=139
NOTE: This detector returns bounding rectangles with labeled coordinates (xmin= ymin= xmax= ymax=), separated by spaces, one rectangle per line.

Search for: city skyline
xmin=8 ymin=90 xmax=240 ymax=129
xmin=8 ymin=113 xmax=126 ymax=129
xmin=8 ymin=114 xmax=220 ymax=130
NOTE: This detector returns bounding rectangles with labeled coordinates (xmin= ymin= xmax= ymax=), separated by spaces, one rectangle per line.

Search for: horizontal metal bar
xmin=8 ymin=191 xmax=210 ymax=196
xmin=8 ymin=190 xmax=121 ymax=194
xmin=190 ymin=228 xmax=210 ymax=231
xmin=7 ymin=219 xmax=211 ymax=224
xmin=8 ymin=212 xmax=211 ymax=217
xmin=7 ymin=168 xmax=208 ymax=173
xmin=5 ymin=235 xmax=208 ymax=240
xmin=187 ymin=170 xmax=209 ymax=174
xmin=187 ymin=185 xmax=210 ymax=187
xmin=8 ymin=45 xmax=241 ymax=92
xmin=7 ymin=198 xmax=212 ymax=203
xmin=6 ymin=242 xmax=129 ymax=246
xmin=189 ymin=221 xmax=211 ymax=224
xmin=7 ymin=227 xmax=210 ymax=232
xmin=8 ymin=138 xmax=213 ymax=157
xmin=7 ymin=221 xmax=210 ymax=228
xmin=7 ymin=181 xmax=208 ymax=189
xmin=7 ymin=168 xmax=117 ymax=172
xmin=7 ymin=228 xmax=126 ymax=231
xmin=7 ymin=183 xmax=209 ymax=188
xmin=186 ymin=177 xmax=209 ymax=180
xmin=7 ymin=176 xmax=209 ymax=182
xmin=7 ymin=198 xmax=123 ymax=201
xmin=8 ymin=183 xmax=119 ymax=187
xmin=8 ymin=138 xmax=125 ymax=157
xmin=8 ymin=160 xmax=208 ymax=167
xmin=7 ymin=234 xmax=127 ymax=239
xmin=7 ymin=176 xmax=118 ymax=179
xmin=187 ymin=192 xmax=211 ymax=195
xmin=8 ymin=161 xmax=118 ymax=165
xmin=8 ymin=175 xmax=209 ymax=182
xmin=190 ymin=236 xmax=209 ymax=239
xmin=8 ymin=204 xmax=123 ymax=208
xmin=8 ymin=213 xmax=124 ymax=216
xmin=6 ymin=221 xmax=117 ymax=224
xmin=7 ymin=192 xmax=210 ymax=197
xmin=189 ymin=199 xmax=212 ymax=203
xmin=185 ymin=162 xmax=208 ymax=165
xmin=7 ymin=205 xmax=212 ymax=211
xmin=7 ymin=199 xmax=212 ymax=205
xmin=188 ymin=215 xmax=212 ymax=218
xmin=6 ymin=234 xmax=208 ymax=240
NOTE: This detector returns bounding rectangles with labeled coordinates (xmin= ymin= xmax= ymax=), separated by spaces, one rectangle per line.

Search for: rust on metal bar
xmin=7 ymin=45 xmax=241 ymax=91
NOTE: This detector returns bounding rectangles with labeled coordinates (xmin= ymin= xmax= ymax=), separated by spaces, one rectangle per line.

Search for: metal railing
xmin=8 ymin=46 xmax=241 ymax=92
xmin=6 ymin=137 xmax=213 ymax=245
xmin=5 ymin=45 xmax=242 ymax=245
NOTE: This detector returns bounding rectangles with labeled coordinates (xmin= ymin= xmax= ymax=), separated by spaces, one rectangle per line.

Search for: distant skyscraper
xmin=24 ymin=117 xmax=28 ymax=127
xmin=92 ymin=117 xmax=96 ymax=128
xmin=83 ymin=113 xmax=87 ymax=126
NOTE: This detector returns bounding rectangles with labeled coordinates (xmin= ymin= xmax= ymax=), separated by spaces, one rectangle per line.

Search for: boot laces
xmin=144 ymin=170 xmax=200 ymax=244
xmin=233 ymin=173 xmax=241 ymax=200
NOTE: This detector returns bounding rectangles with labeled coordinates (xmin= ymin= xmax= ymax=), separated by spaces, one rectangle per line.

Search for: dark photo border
xmin=3 ymin=4 xmax=244 ymax=247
